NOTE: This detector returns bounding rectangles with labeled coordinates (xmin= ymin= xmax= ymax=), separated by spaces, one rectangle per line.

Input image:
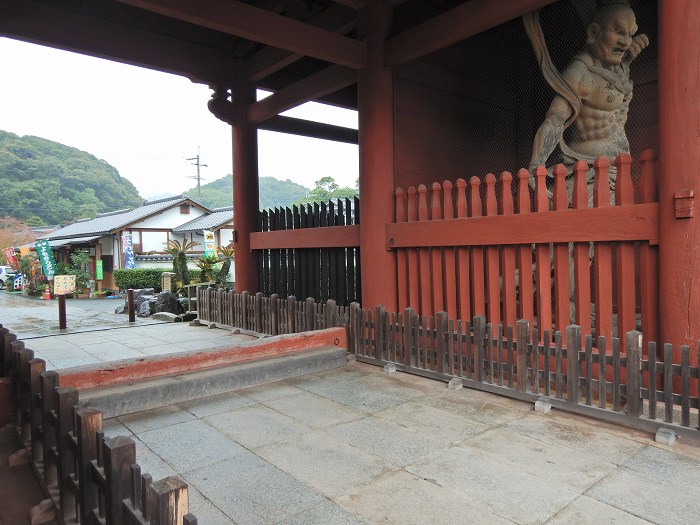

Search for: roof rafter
xmin=245 ymin=3 xmax=358 ymax=82
xmin=0 ymin=0 xmax=240 ymax=84
xmin=248 ymin=65 xmax=357 ymax=124
xmin=115 ymin=0 xmax=365 ymax=69
xmin=386 ymin=0 xmax=557 ymax=67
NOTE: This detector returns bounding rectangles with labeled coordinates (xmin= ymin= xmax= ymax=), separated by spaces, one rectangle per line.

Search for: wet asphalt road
xmin=0 ymin=291 xmax=162 ymax=339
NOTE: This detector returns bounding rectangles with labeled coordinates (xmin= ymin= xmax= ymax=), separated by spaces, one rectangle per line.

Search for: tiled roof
xmin=172 ymin=207 xmax=233 ymax=233
xmin=41 ymin=195 xmax=208 ymax=240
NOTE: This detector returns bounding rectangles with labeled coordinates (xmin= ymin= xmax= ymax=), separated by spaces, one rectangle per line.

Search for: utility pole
xmin=186 ymin=147 xmax=208 ymax=199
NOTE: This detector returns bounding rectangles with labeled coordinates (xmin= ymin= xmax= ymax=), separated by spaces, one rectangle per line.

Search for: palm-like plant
xmin=216 ymin=246 xmax=235 ymax=285
xmin=165 ymin=239 xmax=199 ymax=285
xmin=194 ymin=255 xmax=218 ymax=283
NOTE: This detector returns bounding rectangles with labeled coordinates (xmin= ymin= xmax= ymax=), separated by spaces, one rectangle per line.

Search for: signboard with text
xmin=53 ymin=275 xmax=77 ymax=295
xmin=3 ymin=247 xmax=18 ymax=271
xmin=95 ymin=260 xmax=103 ymax=280
xmin=34 ymin=239 xmax=57 ymax=279
xmin=122 ymin=235 xmax=135 ymax=269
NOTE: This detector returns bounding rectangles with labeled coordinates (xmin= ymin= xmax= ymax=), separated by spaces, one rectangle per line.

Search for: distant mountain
xmin=188 ymin=174 xmax=309 ymax=211
xmin=0 ymin=131 xmax=143 ymax=225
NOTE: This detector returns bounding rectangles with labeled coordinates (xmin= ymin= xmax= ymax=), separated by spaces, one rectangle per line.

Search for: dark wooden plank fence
xmin=196 ymin=288 xmax=348 ymax=335
xmin=0 ymin=324 xmax=196 ymax=525
xmin=348 ymin=305 xmax=699 ymax=441
xmin=195 ymin=288 xmax=699 ymax=441
xmin=257 ymin=197 xmax=360 ymax=306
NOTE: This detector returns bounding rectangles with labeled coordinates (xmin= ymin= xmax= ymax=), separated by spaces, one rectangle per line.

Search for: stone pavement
xmin=3 ymin=292 xmax=700 ymax=524
xmin=101 ymin=362 xmax=700 ymax=525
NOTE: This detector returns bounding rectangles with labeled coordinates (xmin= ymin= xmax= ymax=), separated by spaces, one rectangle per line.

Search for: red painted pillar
xmin=357 ymin=3 xmax=397 ymax=312
xmin=658 ymin=0 xmax=700 ymax=353
xmin=231 ymin=80 xmax=260 ymax=293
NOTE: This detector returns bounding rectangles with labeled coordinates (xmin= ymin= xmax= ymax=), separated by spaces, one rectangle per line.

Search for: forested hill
xmin=0 ymin=130 xmax=143 ymax=225
xmin=189 ymin=174 xmax=309 ymax=210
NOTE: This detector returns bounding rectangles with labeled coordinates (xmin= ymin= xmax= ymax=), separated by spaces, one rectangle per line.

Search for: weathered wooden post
xmin=515 ymin=320 xmax=530 ymax=392
xmin=58 ymin=294 xmax=67 ymax=329
xmin=566 ymin=325 xmax=582 ymax=404
xmin=127 ymin=289 xmax=135 ymax=323
xmin=55 ymin=387 xmax=79 ymax=521
xmin=76 ymin=408 xmax=103 ymax=523
xmin=625 ymin=330 xmax=643 ymax=418
xmin=270 ymin=294 xmax=279 ymax=335
xmin=103 ymin=435 xmax=136 ymax=525
xmin=149 ymin=477 xmax=190 ymax=525
xmin=40 ymin=371 xmax=59 ymax=488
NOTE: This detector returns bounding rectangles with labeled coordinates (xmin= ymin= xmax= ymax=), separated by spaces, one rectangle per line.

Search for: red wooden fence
xmin=388 ymin=151 xmax=658 ymax=353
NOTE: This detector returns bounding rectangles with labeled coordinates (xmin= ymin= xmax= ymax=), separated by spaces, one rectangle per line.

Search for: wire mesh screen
xmin=392 ymin=0 xmax=659 ymax=334
xmin=393 ymin=0 xmax=658 ymax=193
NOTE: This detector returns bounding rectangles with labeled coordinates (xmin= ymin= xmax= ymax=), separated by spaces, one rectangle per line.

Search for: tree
xmin=295 ymin=176 xmax=357 ymax=205
xmin=165 ymin=239 xmax=198 ymax=286
xmin=216 ymin=246 xmax=235 ymax=285
xmin=0 ymin=216 xmax=34 ymax=265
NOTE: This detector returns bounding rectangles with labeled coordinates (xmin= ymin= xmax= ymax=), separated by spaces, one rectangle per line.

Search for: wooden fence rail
xmin=389 ymin=152 xmax=659 ymax=351
xmin=196 ymin=287 xmax=349 ymax=335
xmin=349 ymin=306 xmax=699 ymax=440
xmin=0 ymin=323 xmax=196 ymax=525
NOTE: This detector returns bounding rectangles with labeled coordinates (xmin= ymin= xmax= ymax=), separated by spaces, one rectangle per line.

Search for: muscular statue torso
xmin=564 ymin=55 xmax=632 ymax=160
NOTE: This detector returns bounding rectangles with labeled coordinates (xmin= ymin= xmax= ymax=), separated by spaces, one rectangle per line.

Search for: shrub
xmin=113 ymin=268 xmax=167 ymax=292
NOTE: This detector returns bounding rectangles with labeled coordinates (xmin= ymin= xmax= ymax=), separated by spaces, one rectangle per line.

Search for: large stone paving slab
xmin=137 ymin=419 xmax=247 ymax=474
xmin=184 ymin=453 xmax=327 ymax=525
xmin=586 ymin=445 xmax=700 ymax=525
xmin=545 ymin=495 xmax=653 ymax=524
xmin=459 ymin=428 xmax=616 ymax=492
xmin=179 ymin=390 xmax=258 ymax=418
xmin=418 ymin=388 xmax=531 ymax=426
xmin=238 ymin=381 xmax=306 ymax=402
xmin=375 ymin=400 xmax=489 ymax=445
xmin=326 ymin=415 xmax=450 ymax=467
xmin=262 ymin=390 xmax=363 ymax=429
xmin=256 ymin=430 xmax=396 ymax=498
xmin=336 ymin=470 xmax=513 ymax=525
xmin=504 ymin=412 xmax=646 ymax=465
xmin=204 ymin=404 xmax=312 ymax=449
xmin=278 ymin=499 xmax=367 ymax=525
xmin=292 ymin=376 xmax=409 ymax=413
xmin=406 ymin=446 xmax=579 ymax=525
xmin=118 ymin=404 xmax=197 ymax=434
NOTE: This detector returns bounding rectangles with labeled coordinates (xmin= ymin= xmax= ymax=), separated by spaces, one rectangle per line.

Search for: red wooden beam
xmin=116 ymin=0 xmax=365 ymax=69
xmin=248 ymin=65 xmax=357 ymax=124
xmin=250 ymin=225 xmax=360 ymax=249
xmin=259 ymin=116 xmax=358 ymax=144
xmin=0 ymin=0 xmax=239 ymax=84
xmin=386 ymin=203 xmax=659 ymax=248
xmin=246 ymin=4 xmax=357 ymax=82
xmin=386 ymin=0 xmax=558 ymax=67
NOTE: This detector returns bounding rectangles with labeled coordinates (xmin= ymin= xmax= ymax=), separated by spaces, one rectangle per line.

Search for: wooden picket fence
xmin=388 ymin=152 xmax=659 ymax=352
xmin=256 ymin=197 xmax=361 ymax=306
xmin=0 ymin=324 xmax=197 ymax=525
xmin=348 ymin=305 xmax=699 ymax=440
xmin=196 ymin=287 xmax=349 ymax=334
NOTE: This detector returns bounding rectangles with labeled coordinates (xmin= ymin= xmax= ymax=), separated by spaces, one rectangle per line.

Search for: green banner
xmin=95 ymin=260 xmax=103 ymax=280
xmin=35 ymin=239 xmax=57 ymax=279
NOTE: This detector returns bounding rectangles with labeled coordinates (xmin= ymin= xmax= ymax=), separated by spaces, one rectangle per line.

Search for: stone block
xmin=655 ymin=428 xmax=676 ymax=447
xmin=447 ymin=378 xmax=463 ymax=390
xmin=29 ymin=499 xmax=55 ymax=525
xmin=534 ymin=398 xmax=552 ymax=414
xmin=383 ymin=363 xmax=397 ymax=373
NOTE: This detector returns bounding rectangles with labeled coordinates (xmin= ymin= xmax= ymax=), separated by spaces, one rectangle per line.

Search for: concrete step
xmin=79 ymin=346 xmax=346 ymax=418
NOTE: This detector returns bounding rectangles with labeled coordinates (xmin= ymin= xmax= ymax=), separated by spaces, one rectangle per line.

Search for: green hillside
xmin=189 ymin=174 xmax=309 ymax=210
xmin=0 ymin=130 xmax=143 ymax=225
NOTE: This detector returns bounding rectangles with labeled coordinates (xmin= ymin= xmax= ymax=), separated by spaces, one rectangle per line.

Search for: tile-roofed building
xmin=31 ymin=194 xmax=225 ymax=291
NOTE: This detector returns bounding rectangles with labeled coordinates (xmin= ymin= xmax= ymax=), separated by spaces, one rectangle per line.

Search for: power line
xmin=186 ymin=146 xmax=208 ymax=199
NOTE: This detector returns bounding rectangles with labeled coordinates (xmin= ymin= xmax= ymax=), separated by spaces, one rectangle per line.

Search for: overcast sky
xmin=0 ymin=37 xmax=359 ymax=200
